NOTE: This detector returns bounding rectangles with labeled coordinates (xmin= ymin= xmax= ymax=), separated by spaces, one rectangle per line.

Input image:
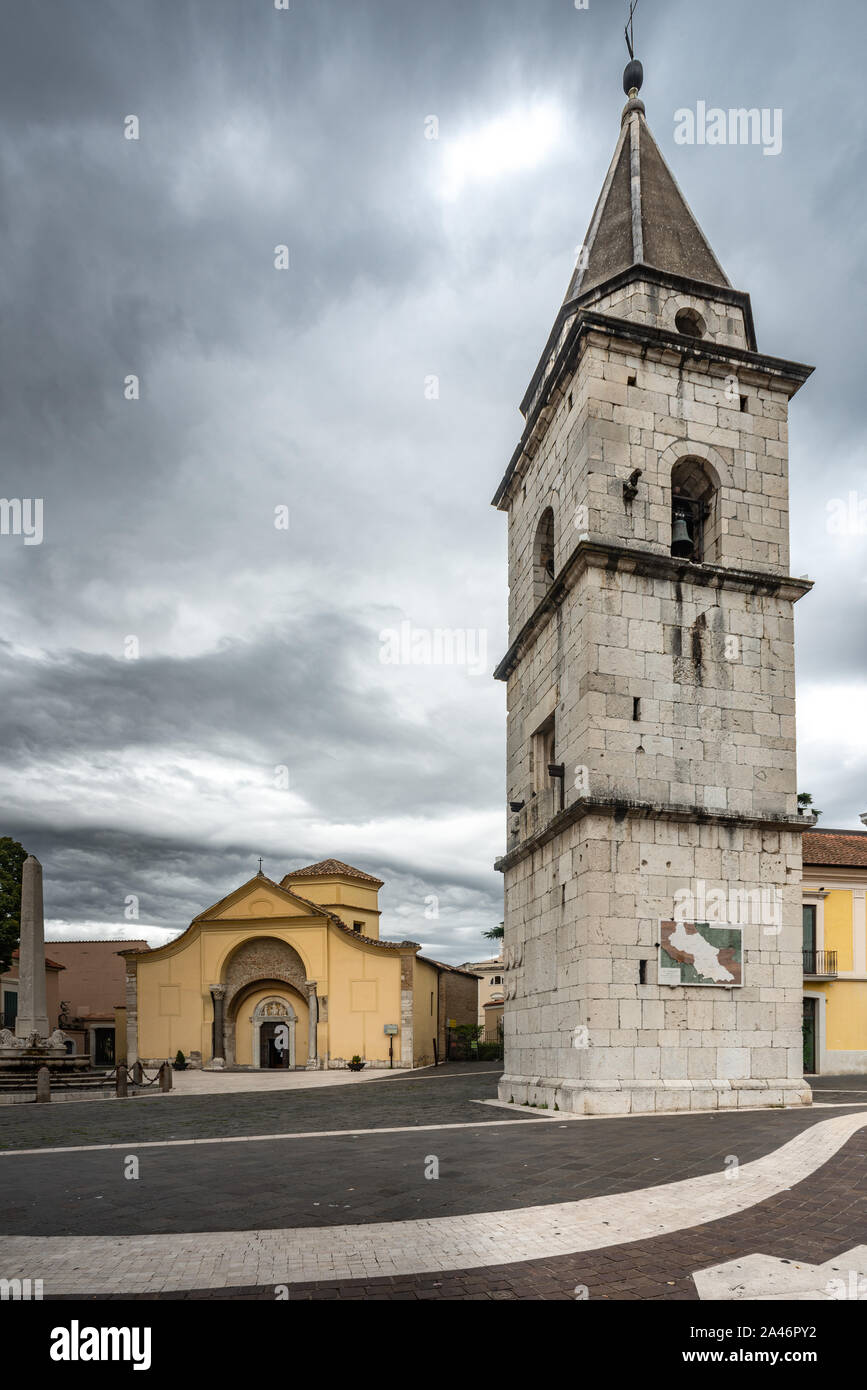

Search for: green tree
xmin=452 ymin=1023 xmax=484 ymax=1059
xmin=483 ymin=922 xmax=504 ymax=941
xmin=798 ymin=793 xmax=822 ymax=821
xmin=0 ymin=837 xmax=27 ymax=974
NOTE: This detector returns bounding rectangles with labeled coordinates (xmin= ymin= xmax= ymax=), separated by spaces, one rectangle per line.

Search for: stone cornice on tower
xmin=496 ymin=797 xmax=811 ymax=876
xmin=494 ymin=309 xmax=813 ymax=511
xmin=518 ymin=268 xmax=760 ymax=429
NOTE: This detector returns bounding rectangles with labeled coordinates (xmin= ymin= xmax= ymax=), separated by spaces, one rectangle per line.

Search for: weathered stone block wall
xmin=506 ymin=567 xmax=798 ymax=826
xmin=506 ymin=384 xmax=590 ymax=636
xmin=222 ymin=937 xmax=308 ymax=1014
xmin=507 ymin=328 xmax=792 ymax=638
xmin=502 ymin=814 xmax=804 ymax=1110
xmin=574 ymin=338 xmax=792 ymax=573
xmin=587 ymin=278 xmax=750 ymax=350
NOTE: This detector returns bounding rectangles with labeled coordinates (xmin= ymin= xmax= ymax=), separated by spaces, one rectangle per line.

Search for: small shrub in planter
xmin=173 ymin=1050 xmax=188 ymax=1071
xmin=347 ymin=1055 xmax=366 ymax=1072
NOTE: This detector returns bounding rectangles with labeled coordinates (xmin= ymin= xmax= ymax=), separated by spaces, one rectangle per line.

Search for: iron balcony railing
xmin=803 ymin=949 xmax=838 ymax=977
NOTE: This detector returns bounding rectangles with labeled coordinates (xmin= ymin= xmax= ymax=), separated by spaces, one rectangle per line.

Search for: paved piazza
xmin=1 ymin=1064 xmax=866 ymax=1301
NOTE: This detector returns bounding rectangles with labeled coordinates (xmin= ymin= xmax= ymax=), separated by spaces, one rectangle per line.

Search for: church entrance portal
xmin=251 ymin=996 xmax=297 ymax=1069
xmin=260 ymin=1020 xmax=291 ymax=1069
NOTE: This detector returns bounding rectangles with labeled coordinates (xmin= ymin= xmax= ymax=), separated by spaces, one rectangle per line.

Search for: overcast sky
xmin=1 ymin=0 xmax=865 ymax=961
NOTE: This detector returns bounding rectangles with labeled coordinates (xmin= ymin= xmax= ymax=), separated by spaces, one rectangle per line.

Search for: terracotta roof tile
xmin=802 ymin=830 xmax=867 ymax=868
xmin=10 ymin=948 xmax=65 ymax=970
xmin=47 ymin=939 xmax=149 ymax=947
xmin=417 ymin=955 xmax=483 ymax=979
xmin=281 ymin=859 xmax=384 ymax=887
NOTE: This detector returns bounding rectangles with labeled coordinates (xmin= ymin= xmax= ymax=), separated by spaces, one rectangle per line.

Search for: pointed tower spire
xmin=564 ymin=32 xmax=730 ymax=304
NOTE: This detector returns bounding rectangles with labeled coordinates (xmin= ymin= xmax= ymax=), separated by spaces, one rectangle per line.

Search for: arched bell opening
xmin=533 ymin=507 xmax=556 ymax=603
xmin=670 ymin=456 xmax=721 ymax=563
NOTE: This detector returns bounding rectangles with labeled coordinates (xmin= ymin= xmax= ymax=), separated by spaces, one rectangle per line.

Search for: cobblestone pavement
xmin=47 ymin=1122 xmax=867 ymax=1302
xmin=810 ymin=1075 xmax=867 ymax=1094
xmin=0 ymin=1063 xmax=517 ymax=1152
xmin=0 ymin=1102 xmax=862 ymax=1237
xmin=3 ymin=1067 xmax=865 ymax=1301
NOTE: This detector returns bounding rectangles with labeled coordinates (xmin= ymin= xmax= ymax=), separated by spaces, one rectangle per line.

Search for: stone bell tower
xmin=492 ymin=55 xmax=814 ymax=1115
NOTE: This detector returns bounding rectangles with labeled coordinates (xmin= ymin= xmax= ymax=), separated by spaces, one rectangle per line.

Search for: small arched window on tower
xmin=533 ymin=507 xmax=556 ymax=603
xmin=670 ymin=457 xmax=720 ymax=564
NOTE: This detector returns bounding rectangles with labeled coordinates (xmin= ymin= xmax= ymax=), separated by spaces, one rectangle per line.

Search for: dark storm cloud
xmin=0 ymin=617 xmax=501 ymax=817
xmin=26 ymin=822 xmax=501 ymax=951
xmin=0 ymin=0 xmax=865 ymax=959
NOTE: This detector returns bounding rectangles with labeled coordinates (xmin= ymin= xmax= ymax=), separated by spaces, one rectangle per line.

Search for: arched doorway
xmin=252 ymin=996 xmax=297 ymax=1069
xmin=220 ymin=937 xmax=313 ymax=1067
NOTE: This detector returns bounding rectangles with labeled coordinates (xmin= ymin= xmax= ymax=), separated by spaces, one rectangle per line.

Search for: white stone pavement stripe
xmin=2 ymin=1094 xmax=841 ymax=1156
xmin=810 ymin=1102 xmax=867 ymax=1108
xmin=693 ymin=1245 xmax=867 ymax=1301
xmin=815 ymin=1088 xmax=867 ymax=1095
xmin=402 ymin=1070 xmax=503 ymax=1080
xmin=2 ymin=1111 xmax=865 ymax=1296
xmin=0 ymin=1116 xmax=554 ymax=1159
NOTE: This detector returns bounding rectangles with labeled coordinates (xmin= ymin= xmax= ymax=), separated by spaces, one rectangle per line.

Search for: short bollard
xmin=159 ymin=1061 xmax=172 ymax=1093
xmin=132 ymin=1061 xmax=143 ymax=1086
xmin=36 ymin=1065 xmax=51 ymax=1104
xmin=115 ymin=1064 xmax=128 ymax=1098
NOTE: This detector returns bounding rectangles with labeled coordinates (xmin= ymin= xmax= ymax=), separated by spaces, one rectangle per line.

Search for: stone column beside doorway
xmin=305 ymin=982 xmax=318 ymax=1069
xmin=208 ymin=984 xmax=227 ymax=1070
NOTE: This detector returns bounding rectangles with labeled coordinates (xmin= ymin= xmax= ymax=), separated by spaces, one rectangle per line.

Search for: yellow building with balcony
xmin=802 ymin=828 xmax=867 ymax=1075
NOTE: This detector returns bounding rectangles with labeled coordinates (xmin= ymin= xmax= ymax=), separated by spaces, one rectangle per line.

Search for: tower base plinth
xmin=499 ymin=1074 xmax=812 ymax=1116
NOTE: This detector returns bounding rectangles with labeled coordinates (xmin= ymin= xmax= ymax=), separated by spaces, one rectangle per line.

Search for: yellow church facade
xmin=123 ymin=860 xmax=477 ymax=1071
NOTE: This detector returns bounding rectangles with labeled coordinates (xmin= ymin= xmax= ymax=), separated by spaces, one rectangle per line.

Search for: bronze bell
xmin=671 ymin=507 xmax=694 ymax=558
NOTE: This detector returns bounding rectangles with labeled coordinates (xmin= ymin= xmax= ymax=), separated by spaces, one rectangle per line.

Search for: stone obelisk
xmin=15 ymin=855 xmax=50 ymax=1038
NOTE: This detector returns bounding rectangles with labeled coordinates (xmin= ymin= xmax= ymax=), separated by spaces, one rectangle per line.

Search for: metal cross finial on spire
xmin=623 ymin=0 xmax=644 ymax=98
xmin=625 ymin=0 xmax=639 ymax=60
xmin=258 ymin=856 xmax=264 ymax=875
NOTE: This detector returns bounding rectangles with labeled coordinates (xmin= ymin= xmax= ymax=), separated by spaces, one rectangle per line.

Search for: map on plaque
xmin=658 ymin=920 xmax=743 ymax=988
